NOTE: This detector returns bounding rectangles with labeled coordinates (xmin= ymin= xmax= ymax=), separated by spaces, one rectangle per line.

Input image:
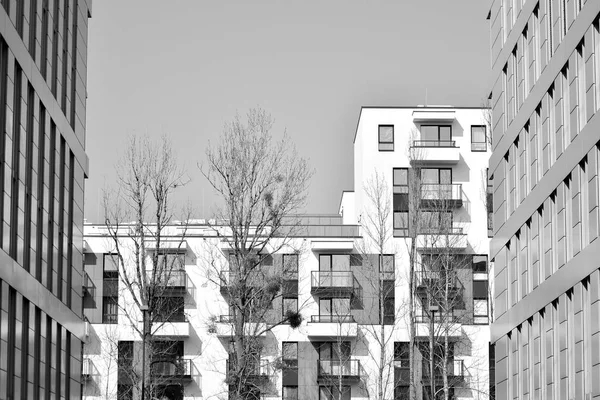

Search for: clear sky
xmin=84 ymin=0 xmax=492 ymax=222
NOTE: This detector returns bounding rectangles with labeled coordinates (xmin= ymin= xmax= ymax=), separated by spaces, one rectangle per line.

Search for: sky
xmin=84 ymin=0 xmax=492 ymax=223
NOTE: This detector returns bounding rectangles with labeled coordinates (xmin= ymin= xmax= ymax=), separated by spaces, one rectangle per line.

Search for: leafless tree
xmin=481 ymin=98 xmax=493 ymax=147
xmin=102 ymin=134 xmax=192 ymax=400
xmin=354 ymin=171 xmax=401 ymax=400
xmin=202 ymin=108 xmax=313 ymax=400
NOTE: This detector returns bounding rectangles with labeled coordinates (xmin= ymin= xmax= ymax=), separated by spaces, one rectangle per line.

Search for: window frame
xmin=378 ymin=125 xmax=394 ymax=151
xmin=419 ymin=124 xmax=453 ymax=145
xmin=283 ymin=296 xmax=298 ymax=318
xmin=283 ymin=253 xmax=299 ymax=279
xmin=471 ymin=125 xmax=487 ymax=152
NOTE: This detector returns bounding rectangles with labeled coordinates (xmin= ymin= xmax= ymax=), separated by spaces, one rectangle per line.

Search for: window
xmin=394 ymin=342 xmax=410 ymax=368
xmin=473 ymin=280 xmax=489 ymax=324
xmin=421 ymin=168 xmax=452 ymax=184
xmin=118 ymin=341 xmax=134 ymax=373
xmin=418 ymin=125 xmax=453 ymax=146
xmin=379 ymin=254 xmax=394 ymax=273
xmin=393 ymin=168 xmax=410 ymax=237
xmin=104 ymin=253 xmax=119 ymax=271
xmin=283 ymin=254 xmax=298 ymax=279
xmin=155 ymin=296 xmax=185 ymax=322
xmin=283 ymin=297 xmax=298 ymax=318
xmin=319 ymin=386 xmax=351 ymax=400
xmin=102 ymin=296 xmax=118 ymax=324
xmin=471 ymin=125 xmax=487 ymax=151
xmin=419 ymin=211 xmax=453 ymax=233
xmin=283 ymin=386 xmax=299 ymax=400
xmin=318 ymin=298 xmax=351 ymax=322
xmin=378 ymin=125 xmax=394 ymax=151
xmin=282 ymin=342 xmax=298 ymax=368
xmin=102 ymin=271 xmax=118 ymax=324
xmin=472 ymin=255 xmax=488 ymax=273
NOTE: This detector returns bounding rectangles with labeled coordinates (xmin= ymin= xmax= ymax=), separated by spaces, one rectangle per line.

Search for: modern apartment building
xmin=0 ymin=0 xmax=93 ymax=399
xmin=488 ymin=1 xmax=600 ymax=399
xmin=82 ymin=106 xmax=492 ymax=400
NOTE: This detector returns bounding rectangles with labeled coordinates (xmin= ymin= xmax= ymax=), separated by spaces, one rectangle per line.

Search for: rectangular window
xmin=471 ymin=125 xmax=487 ymax=151
xmin=283 ymin=386 xmax=299 ymax=400
xmin=418 ymin=125 xmax=453 ymax=146
xmin=473 ymin=255 xmax=488 ymax=273
xmin=421 ymin=168 xmax=452 ymax=184
xmin=394 ymin=341 xmax=410 ymax=368
xmin=394 ymin=212 xmax=409 ymax=237
xmin=378 ymin=125 xmax=394 ymax=151
xmin=283 ymin=254 xmax=299 ymax=279
xmin=155 ymin=296 xmax=185 ymax=322
xmin=283 ymin=297 xmax=298 ymax=318
xmin=282 ymin=342 xmax=298 ymax=368
xmin=393 ymin=168 xmax=410 ymax=237
xmin=102 ymin=270 xmax=118 ymax=324
xmin=319 ymin=386 xmax=351 ymax=400
xmin=379 ymin=254 xmax=394 ymax=273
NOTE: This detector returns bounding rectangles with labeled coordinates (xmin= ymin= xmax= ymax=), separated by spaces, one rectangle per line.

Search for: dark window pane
xmin=473 ymin=255 xmax=488 ymax=272
xmin=473 ymin=280 xmax=489 ymax=299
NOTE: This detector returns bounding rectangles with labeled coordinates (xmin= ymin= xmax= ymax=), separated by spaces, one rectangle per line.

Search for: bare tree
xmin=102 ymin=134 xmax=192 ymax=400
xmin=481 ymin=98 xmax=493 ymax=147
xmin=202 ymin=108 xmax=313 ymax=400
xmin=355 ymin=171 xmax=401 ymax=400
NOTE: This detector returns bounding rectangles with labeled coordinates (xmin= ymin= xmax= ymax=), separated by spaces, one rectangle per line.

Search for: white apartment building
xmin=82 ymin=106 xmax=493 ymax=400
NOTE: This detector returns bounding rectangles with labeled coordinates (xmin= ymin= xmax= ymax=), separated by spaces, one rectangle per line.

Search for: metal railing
xmin=311 ymin=271 xmax=354 ymax=289
xmin=422 ymin=359 xmax=465 ymax=378
xmin=154 ymin=312 xmax=187 ymax=323
xmin=418 ymin=226 xmax=464 ymax=235
xmin=310 ymin=315 xmax=355 ymax=323
xmin=471 ymin=142 xmax=487 ymax=152
xmin=413 ymin=314 xmax=462 ymax=323
xmin=82 ymin=272 xmax=95 ymax=297
xmin=317 ymin=359 xmax=361 ymax=377
xmin=420 ymin=183 xmax=462 ymax=202
xmin=412 ymin=140 xmax=457 ymax=148
xmin=82 ymin=357 xmax=93 ymax=376
xmin=415 ymin=270 xmax=458 ymax=288
xmin=226 ymin=359 xmax=271 ymax=377
xmin=148 ymin=269 xmax=186 ymax=288
xmin=151 ymin=358 xmax=193 ymax=377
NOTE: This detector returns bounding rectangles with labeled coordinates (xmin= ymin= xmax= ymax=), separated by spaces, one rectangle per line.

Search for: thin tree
xmin=202 ymin=108 xmax=312 ymax=400
xmin=355 ymin=171 xmax=400 ymax=400
xmin=103 ymin=134 xmax=192 ymax=400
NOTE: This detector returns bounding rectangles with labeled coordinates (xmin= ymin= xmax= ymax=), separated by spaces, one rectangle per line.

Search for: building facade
xmin=488 ymin=1 xmax=600 ymax=399
xmin=82 ymin=106 xmax=492 ymax=400
xmin=0 ymin=0 xmax=93 ymax=399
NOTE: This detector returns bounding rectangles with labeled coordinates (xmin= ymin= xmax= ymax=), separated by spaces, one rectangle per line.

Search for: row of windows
xmin=492 ymin=0 xmax=585 ymax=88
xmin=1 ymin=0 xmax=83 ymax=131
xmin=496 ymin=17 xmax=600 ymax=229
xmin=0 ymin=280 xmax=81 ymax=399
xmin=496 ymin=271 xmax=600 ymax=399
xmin=495 ymin=143 xmax=600 ymax=317
xmin=0 ymin=38 xmax=84 ymax=311
xmin=378 ymin=124 xmax=487 ymax=152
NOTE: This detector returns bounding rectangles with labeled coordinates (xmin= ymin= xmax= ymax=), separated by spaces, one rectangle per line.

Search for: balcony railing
xmin=154 ymin=312 xmax=187 ymax=323
xmin=412 ymin=140 xmax=456 ymax=148
xmin=227 ymin=359 xmax=271 ymax=380
xmin=82 ymin=357 xmax=93 ymax=378
xmin=415 ymin=270 xmax=459 ymax=289
xmin=148 ymin=270 xmax=187 ymax=289
xmin=83 ymin=272 xmax=95 ymax=298
xmin=151 ymin=358 xmax=193 ymax=378
xmin=422 ymin=359 xmax=466 ymax=379
xmin=311 ymin=315 xmax=355 ymax=323
xmin=413 ymin=314 xmax=462 ymax=324
xmin=317 ymin=360 xmax=361 ymax=380
xmin=420 ymin=184 xmax=463 ymax=205
xmin=471 ymin=142 xmax=487 ymax=152
xmin=311 ymin=271 xmax=354 ymax=294
xmin=418 ymin=226 xmax=464 ymax=235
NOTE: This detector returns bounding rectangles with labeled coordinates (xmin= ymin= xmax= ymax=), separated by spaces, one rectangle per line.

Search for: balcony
xmin=214 ymin=315 xmax=267 ymax=338
xmin=151 ymin=358 xmax=193 ymax=383
xmin=413 ymin=314 xmax=463 ymax=338
xmin=227 ymin=359 xmax=271 ymax=383
xmin=422 ymin=359 xmax=466 ymax=384
xmin=416 ymin=227 xmax=467 ymax=252
xmin=420 ymin=184 xmax=463 ymax=208
xmin=307 ymin=315 xmax=358 ymax=339
xmin=149 ymin=270 xmax=187 ymax=296
xmin=82 ymin=357 xmax=94 ymax=380
xmin=82 ymin=272 xmax=95 ymax=299
xmin=311 ymin=271 xmax=355 ymax=296
xmin=152 ymin=315 xmax=190 ymax=338
xmin=410 ymin=140 xmax=460 ymax=165
xmin=219 ymin=270 xmax=264 ymax=296
xmin=415 ymin=270 xmax=463 ymax=307
xmin=317 ymin=360 xmax=361 ymax=384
